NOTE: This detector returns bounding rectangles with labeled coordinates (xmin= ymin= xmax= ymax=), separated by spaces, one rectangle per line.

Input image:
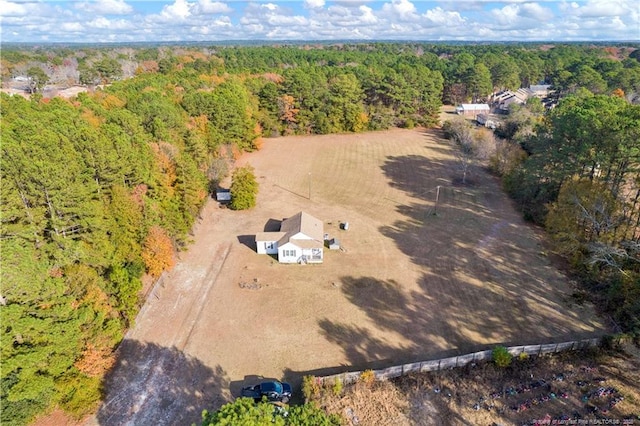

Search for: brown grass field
xmin=91 ymin=128 xmax=608 ymax=425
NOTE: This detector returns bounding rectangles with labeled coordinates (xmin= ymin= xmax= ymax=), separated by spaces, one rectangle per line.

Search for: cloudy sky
xmin=0 ymin=0 xmax=638 ymax=43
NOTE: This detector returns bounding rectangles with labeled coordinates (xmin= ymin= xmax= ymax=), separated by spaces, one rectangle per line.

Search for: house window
xmin=284 ymin=250 xmax=296 ymax=257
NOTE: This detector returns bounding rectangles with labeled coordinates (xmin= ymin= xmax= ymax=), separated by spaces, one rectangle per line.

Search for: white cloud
xmin=491 ymin=4 xmax=519 ymax=26
xmin=318 ymin=4 xmax=380 ymax=28
xmin=1 ymin=0 xmax=638 ymax=43
xmin=160 ymin=0 xmax=193 ymax=20
xmin=0 ymin=0 xmax=52 ymax=17
xmin=382 ymin=0 xmax=419 ymax=21
xmin=87 ymin=17 xmax=134 ymax=30
xmin=422 ymin=7 xmax=465 ymax=26
xmin=304 ymin=0 xmax=325 ymax=9
xmin=196 ymin=0 xmax=232 ymax=14
xmin=359 ymin=5 xmax=377 ymax=24
xmin=520 ymin=3 xmax=553 ymax=21
xmin=76 ymin=0 xmax=133 ymax=15
xmin=571 ymin=0 xmax=628 ymax=17
xmin=239 ymin=2 xmax=311 ymax=38
xmin=61 ymin=22 xmax=84 ymax=32
xmin=0 ymin=0 xmax=27 ymax=16
xmin=268 ymin=14 xmax=308 ymax=26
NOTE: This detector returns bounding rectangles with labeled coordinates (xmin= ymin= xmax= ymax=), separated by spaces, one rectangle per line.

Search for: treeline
xmin=480 ymin=94 xmax=640 ymax=335
xmin=4 ymin=43 xmax=640 ymax=125
xmin=0 ymin=70 xmax=260 ymax=422
xmin=1 ymin=90 xmax=204 ymax=422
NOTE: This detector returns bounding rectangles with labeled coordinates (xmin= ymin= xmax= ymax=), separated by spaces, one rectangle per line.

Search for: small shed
xmin=328 ymin=238 xmax=340 ymax=250
xmin=216 ymin=189 xmax=231 ymax=203
xmin=456 ymin=104 xmax=490 ymax=117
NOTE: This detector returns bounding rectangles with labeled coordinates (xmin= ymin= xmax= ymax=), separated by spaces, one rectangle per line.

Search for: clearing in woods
xmin=95 ymin=128 xmax=606 ymax=425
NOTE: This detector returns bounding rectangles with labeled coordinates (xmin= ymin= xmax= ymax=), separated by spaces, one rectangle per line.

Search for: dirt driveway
xmin=95 ymin=128 xmax=606 ymax=425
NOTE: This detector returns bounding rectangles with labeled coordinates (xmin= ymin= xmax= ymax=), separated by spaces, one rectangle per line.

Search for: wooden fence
xmin=316 ymin=337 xmax=603 ymax=385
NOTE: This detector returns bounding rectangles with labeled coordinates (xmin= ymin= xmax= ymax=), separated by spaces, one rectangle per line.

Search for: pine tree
xmin=230 ymin=166 xmax=258 ymax=210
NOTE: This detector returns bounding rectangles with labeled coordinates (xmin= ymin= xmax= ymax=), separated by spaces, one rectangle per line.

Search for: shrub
xmin=492 ymin=346 xmax=513 ymax=368
xmin=201 ymin=398 xmax=285 ymax=425
xmin=229 ymin=165 xmax=258 ymax=210
xmin=518 ymin=352 xmax=529 ymax=362
xmin=359 ymin=370 xmax=375 ymax=386
xmin=201 ymin=399 xmax=341 ymax=426
xmin=331 ymin=378 xmax=342 ymax=396
xmin=287 ymin=402 xmax=342 ymax=426
xmin=301 ymin=375 xmax=321 ymax=401
xmin=403 ymin=118 xmax=415 ymax=129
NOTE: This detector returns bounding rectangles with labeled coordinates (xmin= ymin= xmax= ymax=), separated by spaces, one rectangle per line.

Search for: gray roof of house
xmin=255 ymin=231 xmax=286 ymax=242
xmin=278 ymin=211 xmax=324 ymax=247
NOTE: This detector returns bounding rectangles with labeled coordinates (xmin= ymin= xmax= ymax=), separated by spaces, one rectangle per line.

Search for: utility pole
xmin=308 ymin=172 xmax=312 ymax=201
xmin=434 ymin=185 xmax=441 ymax=215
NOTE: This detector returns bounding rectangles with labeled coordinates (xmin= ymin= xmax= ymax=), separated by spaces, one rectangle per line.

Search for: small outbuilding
xmin=456 ymin=104 xmax=490 ymax=117
xmin=216 ymin=189 xmax=231 ymax=203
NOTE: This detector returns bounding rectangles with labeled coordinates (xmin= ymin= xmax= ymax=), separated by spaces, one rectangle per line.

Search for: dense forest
xmin=1 ymin=43 xmax=639 ymax=424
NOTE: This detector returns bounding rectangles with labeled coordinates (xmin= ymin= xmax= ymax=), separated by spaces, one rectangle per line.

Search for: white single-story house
xmin=255 ymin=211 xmax=324 ymax=264
xmin=456 ymin=103 xmax=490 ymax=117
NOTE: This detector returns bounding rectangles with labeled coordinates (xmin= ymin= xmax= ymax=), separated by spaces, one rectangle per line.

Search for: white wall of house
xmin=278 ymin=242 xmax=300 ymax=264
xmin=303 ymin=248 xmax=323 ymax=263
xmin=256 ymin=240 xmax=278 ymax=255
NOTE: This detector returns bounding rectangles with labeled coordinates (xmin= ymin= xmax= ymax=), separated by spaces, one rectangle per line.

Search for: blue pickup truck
xmin=240 ymin=380 xmax=292 ymax=403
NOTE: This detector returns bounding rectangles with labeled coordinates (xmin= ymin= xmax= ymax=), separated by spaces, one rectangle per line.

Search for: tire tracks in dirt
xmin=176 ymin=243 xmax=232 ymax=351
xmin=94 ymin=242 xmax=232 ymax=426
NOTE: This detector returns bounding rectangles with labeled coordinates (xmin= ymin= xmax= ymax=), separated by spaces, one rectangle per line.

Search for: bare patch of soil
xmin=31 ymin=409 xmax=89 ymax=426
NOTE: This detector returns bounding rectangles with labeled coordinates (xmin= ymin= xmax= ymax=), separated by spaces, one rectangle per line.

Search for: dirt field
xmin=94 ymin=128 xmax=606 ymax=425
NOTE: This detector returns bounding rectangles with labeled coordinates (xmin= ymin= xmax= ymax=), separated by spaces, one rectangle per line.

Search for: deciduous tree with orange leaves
xmin=141 ymin=226 xmax=175 ymax=277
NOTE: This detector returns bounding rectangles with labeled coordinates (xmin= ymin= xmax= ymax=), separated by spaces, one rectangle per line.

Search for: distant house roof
xmin=515 ymin=88 xmax=533 ymax=102
xmin=530 ymin=84 xmax=552 ymax=94
xmin=459 ymin=103 xmax=490 ymax=111
xmin=493 ymin=91 xmax=514 ymax=102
